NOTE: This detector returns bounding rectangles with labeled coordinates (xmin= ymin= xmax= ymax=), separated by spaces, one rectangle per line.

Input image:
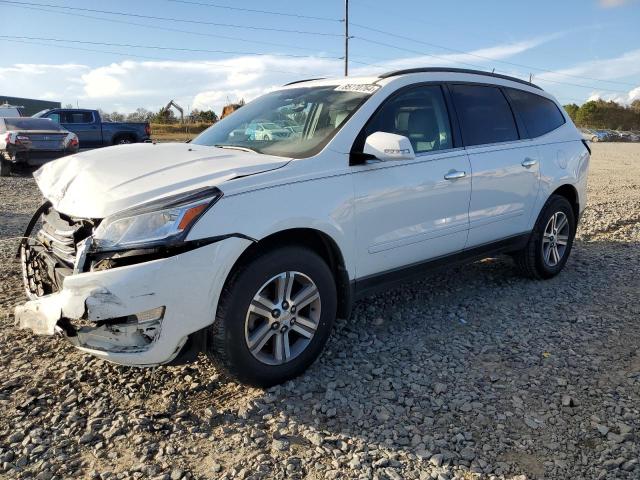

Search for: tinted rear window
xmin=3 ymin=118 xmax=64 ymax=131
xmin=450 ymin=84 xmax=519 ymax=146
xmin=505 ymin=88 xmax=566 ymax=138
xmin=61 ymin=111 xmax=94 ymax=123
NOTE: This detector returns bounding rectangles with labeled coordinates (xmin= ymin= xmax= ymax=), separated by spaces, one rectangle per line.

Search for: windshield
xmin=191 ymin=85 xmax=374 ymax=158
xmin=4 ymin=118 xmax=64 ymax=131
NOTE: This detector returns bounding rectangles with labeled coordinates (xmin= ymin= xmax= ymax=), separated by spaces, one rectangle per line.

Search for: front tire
xmin=207 ymin=246 xmax=337 ymax=387
xmin=514 ymin=195 xmax=576 ymax=279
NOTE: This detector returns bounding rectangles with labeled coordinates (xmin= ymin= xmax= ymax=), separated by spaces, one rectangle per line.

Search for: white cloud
xmin=0 ymin=33 xmax=567 ymax=113
xmin=351 ymin=33 xmax=563 ymax=76
xmin=536 ymin=49 xmax=640 ymax=104
xmin=599 ymin=0 xmax=632 ymax=7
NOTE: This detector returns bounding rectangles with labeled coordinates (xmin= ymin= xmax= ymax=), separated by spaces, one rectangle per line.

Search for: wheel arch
xmin=227 ymin=228 xmax=353 ymax=320
xmin=551 ymin=184 xmax=580 ymax=219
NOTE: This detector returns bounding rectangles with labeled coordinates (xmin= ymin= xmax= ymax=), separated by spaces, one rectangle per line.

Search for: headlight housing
xmin=92 ymin=187 xmax=222 ymax=251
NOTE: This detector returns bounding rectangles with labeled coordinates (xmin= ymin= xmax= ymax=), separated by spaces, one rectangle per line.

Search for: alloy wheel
xmin=244 ymin=271 xmax=321 ymax=366
xmin=542 ymin=211 xmax=570 ymax=267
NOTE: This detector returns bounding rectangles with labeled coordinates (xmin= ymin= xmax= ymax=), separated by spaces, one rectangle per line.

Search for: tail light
xmin=69 ymin=137 xmax=79 ymax=148
xmin=145 ymin=124 xmax=151 ymax=136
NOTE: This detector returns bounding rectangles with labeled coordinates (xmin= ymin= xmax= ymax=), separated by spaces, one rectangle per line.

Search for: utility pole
xmin=344 ymin=0 xmax=349 ymax=76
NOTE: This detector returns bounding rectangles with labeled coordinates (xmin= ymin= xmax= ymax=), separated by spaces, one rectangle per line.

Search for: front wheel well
xmin=551 ymin=184 xmax=580 ymax=219
xmin=228 ymin=228 xmax=352 ymax=319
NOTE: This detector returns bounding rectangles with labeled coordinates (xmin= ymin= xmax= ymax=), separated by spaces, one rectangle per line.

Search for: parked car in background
xmin=579 ymin=128 xmax=597 ymax=142
xmin=0 ymin=103 xmax=24 ymax=118
xmin=0 ymin=117 xmax=78 ymax=176
xmin=33 ymin=108 xmax=151 ymax=147
xmin=245 ymin=121 xmax=291 ymax=141
xmin=16 ymin=68 xmax=590 ymax=386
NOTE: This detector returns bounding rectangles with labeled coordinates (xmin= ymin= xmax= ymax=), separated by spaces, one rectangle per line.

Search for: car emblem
xmin=43 ymin=136 xmax=50 ymax=140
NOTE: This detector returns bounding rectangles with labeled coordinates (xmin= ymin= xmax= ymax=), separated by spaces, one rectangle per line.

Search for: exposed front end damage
xmin=15 ymin=204 xmax=253 ymax=366
xmin=15 ymin=283 xmax=164 ymax=354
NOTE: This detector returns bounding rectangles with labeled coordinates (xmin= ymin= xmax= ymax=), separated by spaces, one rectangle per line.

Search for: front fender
xmin=186 ymin=173 xmax=356 ymax=279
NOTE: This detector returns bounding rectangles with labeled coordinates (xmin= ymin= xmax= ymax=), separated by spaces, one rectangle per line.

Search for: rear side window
xmin=61 ymin=111 xmax=94 ymax=123
xmin=450 ymin=84 xmax=519 ymax=146
xmin=505 ymin=88 xmax=565 ymax=138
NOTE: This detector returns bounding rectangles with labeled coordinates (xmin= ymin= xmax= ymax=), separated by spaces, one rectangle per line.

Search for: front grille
xmin=22 ymin=207 xmax=94 ymax=297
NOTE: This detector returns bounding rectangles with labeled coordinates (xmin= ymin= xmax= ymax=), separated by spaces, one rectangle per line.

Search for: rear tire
xmin=514 ymin=195 xmax=576 ymax=279
xmin=0 ymin=156 xmax=11 ymax=177
xmin=113 ymin=135 xmax=134 ymax=145
xmin=207 ymin=246 xmax=337 ymax=387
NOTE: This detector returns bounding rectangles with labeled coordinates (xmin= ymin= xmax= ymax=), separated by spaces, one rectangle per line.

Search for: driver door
xmin=352 ymin=85 xmax=471 ymax=280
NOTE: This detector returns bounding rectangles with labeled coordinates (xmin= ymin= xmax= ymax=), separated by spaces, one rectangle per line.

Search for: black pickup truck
xmin=33 ymin=109 xmax=151 ymax=148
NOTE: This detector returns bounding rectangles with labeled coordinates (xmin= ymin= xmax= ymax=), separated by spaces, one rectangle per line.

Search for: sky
xmin=0 ymin=0 xmax=639 ymax=115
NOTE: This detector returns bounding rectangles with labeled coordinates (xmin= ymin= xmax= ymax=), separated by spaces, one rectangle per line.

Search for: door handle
xmin=522 ymin=158 xmax=537 ymax=168
xmin=444 ymin=170 xmax=466 ymax=180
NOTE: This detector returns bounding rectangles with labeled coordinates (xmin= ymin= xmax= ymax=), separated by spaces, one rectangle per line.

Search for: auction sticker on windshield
xmin=334 ymin=84 xmax=380 ymax=94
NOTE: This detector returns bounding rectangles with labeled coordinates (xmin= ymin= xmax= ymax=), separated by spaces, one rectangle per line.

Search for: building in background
xmin=0 ymin=95 xmax=61 ymax=116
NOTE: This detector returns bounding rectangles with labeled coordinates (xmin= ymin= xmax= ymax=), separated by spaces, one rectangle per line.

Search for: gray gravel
xmin=1 ymin=143 xmax=639 ymax=480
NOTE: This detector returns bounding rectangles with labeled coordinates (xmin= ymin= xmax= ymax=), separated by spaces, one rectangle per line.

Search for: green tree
xmin=563 ymin=103 xmax=579 ymax=122
xmin=152 ymin=107 xmax=177 ymax=124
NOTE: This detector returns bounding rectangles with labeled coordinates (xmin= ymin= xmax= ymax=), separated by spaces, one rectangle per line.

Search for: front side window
xmin=505 ymin=88 xmax=566 ymax=138
xmin=450 ymin=84 xmax=519 ymax=146
xmin=47 ymin=112 xmax=61 ymax=124
xmin=192 ymin=86 xmax=374 ymax=158
xmin=362 ymin=85 xmax=453 ymax=154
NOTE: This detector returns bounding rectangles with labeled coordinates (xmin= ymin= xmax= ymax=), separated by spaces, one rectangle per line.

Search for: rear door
xmin=352 ymin=84 xmax=471 ymax=279
xmin=60 ymin=111 xmax=101 ymax=147
xmin=449 ymin=84 xmax=540 ymax=248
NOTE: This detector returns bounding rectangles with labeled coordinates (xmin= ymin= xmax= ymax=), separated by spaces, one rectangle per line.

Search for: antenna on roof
xmin=492 ymin=68 xmax=495 ymax=73
xmin=529 ymin=73 xmax=533 ymax=83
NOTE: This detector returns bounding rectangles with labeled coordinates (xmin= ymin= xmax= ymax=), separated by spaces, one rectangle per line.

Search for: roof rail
xmin=378 ymin=67 xmax=542 ymax=90
xmin=283 ymin=77 xmax=326 ymax=86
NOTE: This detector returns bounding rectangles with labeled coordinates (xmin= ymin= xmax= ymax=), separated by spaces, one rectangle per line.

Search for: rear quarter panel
xmin=530 ymin=124 xmax=590 ymax=228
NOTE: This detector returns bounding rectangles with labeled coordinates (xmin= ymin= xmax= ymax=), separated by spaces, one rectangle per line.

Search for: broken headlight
xmin=92 ymin=187 xmax=222 ymax=251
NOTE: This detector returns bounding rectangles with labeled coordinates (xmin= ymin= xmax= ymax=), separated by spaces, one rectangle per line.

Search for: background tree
xmin=126 ymin=107 xmax=153 ymax=122
xmin=152 ymin=106 xmax=177 ymax=124
xmin=109 ymin=111 xmax=125 ymax=122
xmin=563 ymin=103 xmax=579 ymax=122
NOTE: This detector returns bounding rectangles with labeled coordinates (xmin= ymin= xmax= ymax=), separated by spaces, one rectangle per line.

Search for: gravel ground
xmin=0 ymin=143 xmax=638 ymax=480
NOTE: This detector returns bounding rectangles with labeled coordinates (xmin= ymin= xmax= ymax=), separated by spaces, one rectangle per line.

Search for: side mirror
xmin=363 ymin=131 xmax=415 ymax=162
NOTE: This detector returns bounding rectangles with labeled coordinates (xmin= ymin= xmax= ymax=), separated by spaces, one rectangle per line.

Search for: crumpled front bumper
xmin=15 ymin=238 xmax=251 ymax=366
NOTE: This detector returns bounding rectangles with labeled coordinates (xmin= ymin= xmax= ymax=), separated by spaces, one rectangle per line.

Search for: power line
xmin=352 ymin=36 xmax=632 ymax=94
xmin=353 ymin=36 xmax=488 ymax=70
xmin=9 ymin=4 xmax=345 ymax=57
xmin=0 ymin=35 xmax=344 ymax=60
xmin=351 ymin=22 xmax=639 ymax=88
xmin=166 ymin=0 xmax=341 ymax=22
xmin=0 ymin=1 xmax=342 ymax=37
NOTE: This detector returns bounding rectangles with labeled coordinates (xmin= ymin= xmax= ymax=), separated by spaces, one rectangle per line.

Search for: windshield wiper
xmin=214 ymin=144 xmax=258 ymax=153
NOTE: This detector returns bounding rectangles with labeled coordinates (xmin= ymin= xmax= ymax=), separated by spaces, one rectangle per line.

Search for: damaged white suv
xmin=16 ymin=68 xmax=590 ymax=386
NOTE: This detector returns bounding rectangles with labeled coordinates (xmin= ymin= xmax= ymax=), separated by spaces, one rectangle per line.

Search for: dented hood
xmin=34 ymin=142 xmax=290 ymax=218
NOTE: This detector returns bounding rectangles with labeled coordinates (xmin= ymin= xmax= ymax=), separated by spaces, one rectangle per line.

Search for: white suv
xmin=16 ymin=68 xmax=590 ymax=386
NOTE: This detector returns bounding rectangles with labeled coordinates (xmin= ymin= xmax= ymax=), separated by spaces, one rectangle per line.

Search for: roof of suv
xmin=282 ymin=68 xmax=542 ymax=91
